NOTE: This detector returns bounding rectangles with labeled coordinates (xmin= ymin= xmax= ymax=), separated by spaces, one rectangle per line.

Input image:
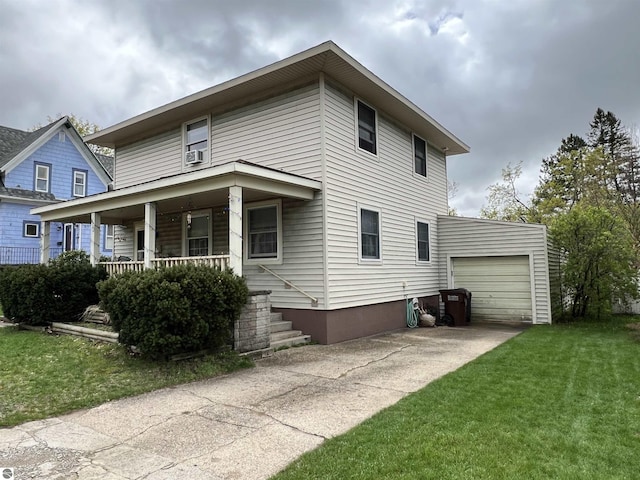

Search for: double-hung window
xmin=414 ymin=135 xmax=427 ymax=177
xmin=184 ymin=210 xmax=212 ymax=257
xmin=246 ymin=201 xmax=282 ymax=263
xmin=34 ymin=163 xmax=50 ymax=193
xmin=104 ymin=225 xmax=114 ymax=251
xmin=357 ymin=100 xmax=377 ymax=155
xmin=359 ymin=207 xmax=381 ymax=261
xmin=73 ymin=169 xmax=87 ymax=197
xmin=416 ymin=221 xmax=430 ymax=262
xmin=185 ymin=118 xmax=208 ymax=150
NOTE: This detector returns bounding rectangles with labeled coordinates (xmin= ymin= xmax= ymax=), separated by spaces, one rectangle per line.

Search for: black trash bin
xmin=439 ymin=288 xmax=472 ymax=326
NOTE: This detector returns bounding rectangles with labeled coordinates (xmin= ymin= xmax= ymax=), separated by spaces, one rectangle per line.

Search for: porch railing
xmin=99 ymin=255 xmax=230 ymax=276
xmin=0 ymin=246 xmax=63 ymax=265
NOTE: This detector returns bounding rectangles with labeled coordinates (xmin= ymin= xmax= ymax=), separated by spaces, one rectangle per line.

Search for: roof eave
xmin=85 ymin=41 xmax=469 ymax=155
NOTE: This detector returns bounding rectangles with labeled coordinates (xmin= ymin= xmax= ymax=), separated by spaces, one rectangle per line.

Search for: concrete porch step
xmin=271 ymin=320 xmax=293 ymax=333
xmin=270 ymin=331 xmax=311 ymax=350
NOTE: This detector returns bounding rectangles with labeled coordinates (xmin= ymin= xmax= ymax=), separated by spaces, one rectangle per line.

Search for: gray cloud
xmin=1 ymin=0 xmax=639 ymax=216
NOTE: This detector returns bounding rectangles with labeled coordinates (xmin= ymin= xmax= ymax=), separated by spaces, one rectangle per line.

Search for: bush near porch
xmin=98 ymin=264 xmax=248 ymax=359
xmin=0 ymin=251 xmax=106 ymax=325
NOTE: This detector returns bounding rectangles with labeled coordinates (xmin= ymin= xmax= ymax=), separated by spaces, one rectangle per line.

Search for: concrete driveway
xmin=0 ymin=323 xmax=525 ymax=480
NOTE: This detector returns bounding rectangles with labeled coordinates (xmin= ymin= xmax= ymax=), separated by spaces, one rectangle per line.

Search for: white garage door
xmin=452 ymin=256 xmax=532 ymax=322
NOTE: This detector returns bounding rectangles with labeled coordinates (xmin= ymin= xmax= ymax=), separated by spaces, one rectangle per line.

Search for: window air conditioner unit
xmin=185 ymin=149 xmax=204 ymax=164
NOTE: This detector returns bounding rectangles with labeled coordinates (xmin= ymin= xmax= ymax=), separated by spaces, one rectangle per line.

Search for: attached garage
xmin=452 ymin=256 xmax=533 ymax=322
xmin=438 ymin=216 xmax=552 ymax=324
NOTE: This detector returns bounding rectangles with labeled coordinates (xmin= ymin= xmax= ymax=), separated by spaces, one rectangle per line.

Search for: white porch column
xmin=228 ymin=186 xmax=243 ymax=276
xmin=90 ymin=212 xmax=101 ymax=266
xmin=144 ymin=202 xmax=157 ymax=269
xmin=40 ymin=221 xmax=50 ymax=264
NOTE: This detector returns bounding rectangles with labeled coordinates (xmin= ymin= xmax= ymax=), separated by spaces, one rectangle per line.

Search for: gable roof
xmin=0 ymin=117 xmax=113 ymax=187
xmin=0 ymin=121 xmax=59 ymax=169
xmin=86 ymin=41 xmax=470 ymax=156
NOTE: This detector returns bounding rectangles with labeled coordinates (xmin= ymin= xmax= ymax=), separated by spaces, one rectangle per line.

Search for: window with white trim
xmin=23 ymin=222 xmax=39 ymax=238
xmin=357 ymin=100 xmax=377 ymax=155
xmin=183 ymin=210 xmax=212 ymax=256
xmin=35 ymin=163 xmax=50 ymax=193
xmin=414 ymin=135 xmax=427 ymax=177
xmin=416 ymin=221 xmax=430 ymax=262
xmin=245 ymin=201 xmax=282 ymax=262
xmin=73 ymin=170 xmax=87 ymax=197
xmin=104 ymin=225 xmax=114 ymax=251
xmin=359 ymin=207 xmax=381 ymax=261
xmin=185 ymin=118 xmax=208 ymax=152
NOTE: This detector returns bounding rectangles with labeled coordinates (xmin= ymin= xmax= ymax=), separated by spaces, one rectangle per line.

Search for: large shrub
xmin=0 ymin=251 xmax=107 ymax=325
xmin=98 ymin=264 xmax=248 ymax=359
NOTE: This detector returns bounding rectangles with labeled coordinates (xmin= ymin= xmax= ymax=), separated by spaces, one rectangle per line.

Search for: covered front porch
xmin=31 ymin=161 xmax=322 ymax=277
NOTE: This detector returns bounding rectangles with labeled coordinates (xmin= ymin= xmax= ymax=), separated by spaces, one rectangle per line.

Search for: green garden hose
xmin=406 ymin=298 xmax=419 ymax=328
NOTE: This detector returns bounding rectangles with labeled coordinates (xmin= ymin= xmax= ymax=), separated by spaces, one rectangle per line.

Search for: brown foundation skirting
xmin=273 ymin=295 xmax=440 ymax=344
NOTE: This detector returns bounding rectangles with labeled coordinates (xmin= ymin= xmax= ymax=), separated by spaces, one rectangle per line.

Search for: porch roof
xmin=31 ymin=160 xmax=322 ymax=224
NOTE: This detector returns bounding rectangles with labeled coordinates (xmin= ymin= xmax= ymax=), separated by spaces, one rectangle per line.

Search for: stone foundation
xmin=234 ymin=290 xmax=271 ymax=353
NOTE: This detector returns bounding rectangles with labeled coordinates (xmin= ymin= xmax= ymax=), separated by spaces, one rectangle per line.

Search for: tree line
xmin=480 ymin=108 xmax=640 ymax=320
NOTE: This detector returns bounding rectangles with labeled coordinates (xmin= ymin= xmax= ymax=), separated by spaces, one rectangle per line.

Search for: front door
xmin=63 ymin=224 xmax=74 ymax=251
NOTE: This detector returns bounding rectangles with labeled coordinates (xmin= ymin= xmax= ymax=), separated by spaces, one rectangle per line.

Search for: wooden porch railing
xmin=99 ymin=255 xmax=230 ymax=276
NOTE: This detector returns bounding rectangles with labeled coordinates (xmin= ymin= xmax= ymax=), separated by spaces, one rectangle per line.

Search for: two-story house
xmin=32 ymin=42 xmax=553 ymax=344
xmin=0 ymin=117 xmax=114 ymax=264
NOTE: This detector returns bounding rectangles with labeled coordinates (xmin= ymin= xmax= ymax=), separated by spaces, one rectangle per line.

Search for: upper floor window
xmin=245 ymin=200 xmax=282 ymax=263
xmin=416 ymin=221 xmax=430 ymax=262
xmin=34 ymin=163 xmax=50 ymax=193
xmin=414 ymin=135 xmax=427 ymax=177
xmin=73 ymin=169 xmax=87 ymax=197
xmin=359 ymin=207 xmax=381 ymax=261
xmin=357 ymin=100 xmax=377 ymax=155
xmin=185 ymin=118 xmax=208 ymax=152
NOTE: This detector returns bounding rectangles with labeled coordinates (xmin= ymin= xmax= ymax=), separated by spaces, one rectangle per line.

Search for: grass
xmin=273 ymin=317 xmax=640 ymax=480
xmin=0 ymin=327 xmax=252 ymax=427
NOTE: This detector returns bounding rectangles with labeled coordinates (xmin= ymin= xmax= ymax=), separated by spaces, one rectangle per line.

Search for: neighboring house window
xmin=73 ymin=169 xmax=87 ymax=197
xmin=245 ymin=201 xmax=282 ymax=262
xmin=359 ymin=207 xmax=381 ymax=261
xmin=416 ymin=221 xmax=430 ymax=262
xmin=414 ymin=135 xmax=427 ymax=177
xmin=34 ymin=163 xmax=50 ymax=192
xmin=185 ymin=118 xmax=208 ymax=152
xmin=104 ymin=225 xmax=114 ymax=251
xmin=357 ymin=100 xmax=377 ymax=155
xmin=23 ymin=222 xmax=39 ymax=238
xmin=135 ymin=227 xmax=144 ymax=261
xmin=183 ymin=210 xmax=212 ymax=256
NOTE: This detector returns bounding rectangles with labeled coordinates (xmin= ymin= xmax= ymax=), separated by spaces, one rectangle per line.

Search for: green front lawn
xmin=0 ymin=327 xmax=252 ymax=427
xmin=274 ymin=318 xmax=640 ymax=479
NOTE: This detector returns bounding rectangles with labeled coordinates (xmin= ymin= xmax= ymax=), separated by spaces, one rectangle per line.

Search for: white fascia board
xmin=31 ymin=161 xmax=321 ymax=221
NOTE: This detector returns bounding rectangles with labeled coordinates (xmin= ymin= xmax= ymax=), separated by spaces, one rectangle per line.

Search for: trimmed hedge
xmin=0 ymin=251 xmax=107 ymax=325
xmin=97 ymin=265 xmax=248 ymax=359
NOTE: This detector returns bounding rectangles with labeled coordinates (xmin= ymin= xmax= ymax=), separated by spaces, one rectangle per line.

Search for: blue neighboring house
xmin=0 ymin=116 xmax=114 ymax=264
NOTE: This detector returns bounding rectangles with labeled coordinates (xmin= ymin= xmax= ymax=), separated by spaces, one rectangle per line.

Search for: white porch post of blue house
xmin=90 ymin=212 xmax=101 ymax=266
xmin=228 ymin=186 xmax=243 ymax=276
xmin=144 ymin=202 xmax=157 ymax=269
xmin=40 ymin=221 xmax=50 ymax=264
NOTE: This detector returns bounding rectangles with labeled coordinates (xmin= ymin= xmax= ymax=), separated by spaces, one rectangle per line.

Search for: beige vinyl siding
xmin=244 ymin=196 xmax=325 ymax=308
xmin=437 ymin=215 xmax=552 ymax=324
xmin=115 ymin=128 xmax=182 ymax=189
xmin=210 ymin=84 xmax=322 ymax=179
xmin=323 ymin=82 xmax=448 ymax=309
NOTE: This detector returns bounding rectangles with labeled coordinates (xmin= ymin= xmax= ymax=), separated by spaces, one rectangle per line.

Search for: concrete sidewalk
xmin=0 ymin=323 xmax=525 ymax=479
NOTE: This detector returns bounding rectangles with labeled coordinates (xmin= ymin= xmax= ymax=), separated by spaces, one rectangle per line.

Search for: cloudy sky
xmin=1 ymin=0 xmax=639 ymax=217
